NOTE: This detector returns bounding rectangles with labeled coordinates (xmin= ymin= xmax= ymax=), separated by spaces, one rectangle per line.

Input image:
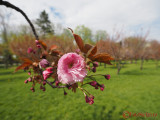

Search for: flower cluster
xmin=16 ymin=29 xmax=114 ymax=105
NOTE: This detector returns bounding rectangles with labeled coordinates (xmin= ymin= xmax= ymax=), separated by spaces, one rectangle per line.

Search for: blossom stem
xmin=87 ymin=74 xmax=105 ymax=77
xmin=45 ymin=80 xmax=67 ymax=88
xmin=78 ymin=87 xmax=91 ymax=95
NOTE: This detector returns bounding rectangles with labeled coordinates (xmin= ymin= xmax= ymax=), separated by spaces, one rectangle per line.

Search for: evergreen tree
xmin=36 ymin=10 xmax=54 ymax=36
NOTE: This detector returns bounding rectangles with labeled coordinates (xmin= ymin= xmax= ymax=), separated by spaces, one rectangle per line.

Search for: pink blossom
xmin=40 ymin=59 xmax=49 ymax=68
xmin=57 ymin=53 xmax=87 ymax=84
xmin=43 ymin=67 xmax=53 ymax=80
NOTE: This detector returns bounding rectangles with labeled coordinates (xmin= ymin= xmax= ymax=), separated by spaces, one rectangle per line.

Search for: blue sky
xmin=2 ymin=0 xmax=160 ymax=41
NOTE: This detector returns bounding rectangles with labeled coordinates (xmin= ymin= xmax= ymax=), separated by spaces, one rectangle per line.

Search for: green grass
xmin=0 ymin=61 xmax=160 ymax=120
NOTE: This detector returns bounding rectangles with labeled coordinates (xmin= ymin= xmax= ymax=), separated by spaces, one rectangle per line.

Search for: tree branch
xmin=0 ymin=0 xmax=39 ymax=40
xmin=46 ymin=80 xmax=67 ymax=88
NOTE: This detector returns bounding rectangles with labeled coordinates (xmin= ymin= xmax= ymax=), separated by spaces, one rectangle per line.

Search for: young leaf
xmin=39 ymin=40 xmax=47 ymax=50
xmin=68 ymin=28 xmax=84 ymax=52
xmin=90 ymin=53 xmax=114 ymax=64
xmin=49 ymin=45 xmax=58 ymax=51
xmin=83 ymin=44 xmax=93 ymax=54
xmin=15 ymin=58 xmax=33 ymax=72
xmin=21 ymin=58 xmax=33 ymax=63
xmin=73 ymin=34 xmax=84 ymax=52
xmin=87 ymin=45 xmax=97 ymax=58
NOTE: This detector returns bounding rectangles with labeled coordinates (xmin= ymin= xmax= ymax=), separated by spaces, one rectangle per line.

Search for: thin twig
xmin=46 ymin=80 xmax=67 ymax=88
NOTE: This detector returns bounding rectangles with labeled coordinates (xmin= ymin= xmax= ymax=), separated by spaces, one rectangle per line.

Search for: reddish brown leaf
xmin=40 ymin=51 xmax=48 ymax=59
xmin=49 ymin=45 xmax=58 ymax=51
xmin=15 ymin=63 xmax=32 ymax=72
xmin=73 ymin=34 xmax=84 ymax=52
xmin=90 ymin=53 xmax=114 ymax=64
xmin=68 ymin=28 xmax=84 ymax=52
xmin=87 ymin=45 xmax=97 ymax=58
xmin=39 ymin=40 xmax=47 ymax=50
xmin=21 ymin=58 xmax=33 ymax=63
xmin=15 ymin=58 xmax=33 ymax=72
xmin=83 ymin=44 xmax=93 ymax=53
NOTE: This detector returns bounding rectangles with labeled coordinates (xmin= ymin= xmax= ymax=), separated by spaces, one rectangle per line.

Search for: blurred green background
xmin=0 ymin=61 xmax=159 ymax=120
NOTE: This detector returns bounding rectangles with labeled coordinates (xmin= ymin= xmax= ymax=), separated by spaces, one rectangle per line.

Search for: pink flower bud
xmin=36 ymin=44 xmax=41 ymax=48
xmin=27 ymin=47 xmax=33 ymax=53
xmin=92 ymin=67 xmax=96 ymax=73
xmin=30 ymin=87 xmax=35 ymax=92
xmin=105 ymin=74 xmax=110 ymax=80
xmin=28 ymin=71 xmax=31 ymax=75
xmin=24 ymin=80 xmax=28 ymax=84
xmin=42 ymin=87 xmax=46 ymax=91
xmin=64 ymin=91 xmax=67 ymax=95
xmin=90 ymin=81 xmax=97 ymax=87
xmin=85 ymin=95 xmax=90 ymax=103
xmin=28 ymin=77 xmax=32 ymax=82
xmin=40 ymin=85 xmax=43 ymax=90
xmin=93 ymin=62 xmax=99 ymax=67
xmin=85 ymin=95 xmax=94 ymax=105
xmin=100 ymin=84 xmax=105 ymax=91
xmin=35 ymin=40 xmax=39 ymax=44
xmin=55 ymin=81 xmax=59 ymax=86
xmin=68 ymin=86 xmax=72 ymax=90
xmin=43 ymin=81 xmax=46 ymax=85
xmin=89 ymin=99 xmax=94 ymax=105
xmin=40 ymin=59 xmax=49 ymax=68
xmin=90 ymin=95 xmax=95 ymax=99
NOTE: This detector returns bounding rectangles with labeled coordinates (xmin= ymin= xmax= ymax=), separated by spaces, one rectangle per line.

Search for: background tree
xmin=149 ymin=40 xmax=160 ymax=68
xmin=75 ymin=25 xmax=93 ymax=43
xmin=36 ymin=10 xmax=54 ymax=37
xmin=0 ymin=9 xmax=13 ymax=68
xmin=95 ymin=30 xmax=108 ymax=42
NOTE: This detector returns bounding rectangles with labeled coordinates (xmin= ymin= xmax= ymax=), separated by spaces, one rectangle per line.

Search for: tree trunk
xmin=104 ymin=63 xmax=106 ymax=68
xmin=117 ymin=60 xmax=121 ymax=75
xmin=155 ymin=60 xmax=159 ymax=68
xmin=135 ymin=59 xmax=137 ymax=64
xmin=140 ymin=58 xmax=144 ymax=70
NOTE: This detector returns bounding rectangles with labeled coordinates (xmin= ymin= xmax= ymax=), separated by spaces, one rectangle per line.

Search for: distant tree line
xmin=0 ymin=8 xmax=160 ymax=74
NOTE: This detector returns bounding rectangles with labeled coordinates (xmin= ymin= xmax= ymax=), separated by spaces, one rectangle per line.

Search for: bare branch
xmin=0 ymin=0 xmax=39 ymax=40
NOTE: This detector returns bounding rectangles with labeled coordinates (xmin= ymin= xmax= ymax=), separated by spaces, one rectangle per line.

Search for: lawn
xmin=0 ymin=60 xmax=160 ymax=120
